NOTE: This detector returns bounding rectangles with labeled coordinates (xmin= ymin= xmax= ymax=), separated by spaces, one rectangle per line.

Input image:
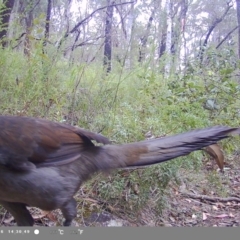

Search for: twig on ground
xmin=181 ymin=192 xmax=240 ymax=203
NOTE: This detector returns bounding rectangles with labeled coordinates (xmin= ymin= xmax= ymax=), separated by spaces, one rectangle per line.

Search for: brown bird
xmin=0 ymin=115 xmax=239 ymax=226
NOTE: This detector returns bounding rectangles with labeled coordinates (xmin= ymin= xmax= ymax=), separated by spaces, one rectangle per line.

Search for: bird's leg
xmin=0 ymin=201 xmax=34 ymax=226
xmin=61 ymin=198 xmax=77 ymax=226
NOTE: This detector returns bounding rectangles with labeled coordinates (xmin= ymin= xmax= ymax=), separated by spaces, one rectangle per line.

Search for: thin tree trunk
xmin=165 ymin=0 xmax=172 ymax=76
xmin=126 ymin=2 xmax=135 ymax=68
xmin=216 ymin=26 xmax=238 ymax=49
xmin=158 ymin=0 xmax=167 ymax=59
xmin=198 ymin=1 xmax=232 ymax=63
xmin=42 ymin=0 xmax=52 ymax=53
xmin=236 ymin=0 xmax=240 ymax=58
xmin=0 ymin=0 xmax=15 ymax=47
xmin=173 ymin=0 xmax=188 ymax=71
xmin=24 ymin=11 xmax=33 ymax=57
xmin=138 ymin=8 xmax=155 ymax=63
xmin=181 ymin=0 xmax=188 ymax=69
xmin=159 ymin=31 xmax=167 ymax=58
xmin=103 ymin=0 xmax=114 ymax=73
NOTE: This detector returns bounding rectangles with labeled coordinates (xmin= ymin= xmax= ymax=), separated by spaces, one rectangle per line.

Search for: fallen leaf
xmin=192 ymin=206 xmax=200 ymax=211
xmin=32 ymin=210 xmax=50 ymax=220
xmin=212 ymin=206 xmax=218 ymax=210
xmin=46 ymin=212 xmax=57 ymax=222
xmin=3 ymin=216 xmax=14 ymax=224
xmin=133 ymin=184 xmax=140 ymax=195
xmin=192 ymin=214 xmax=197 ymax=219
xmin=202 ymin=212 xmax=207 ymax=221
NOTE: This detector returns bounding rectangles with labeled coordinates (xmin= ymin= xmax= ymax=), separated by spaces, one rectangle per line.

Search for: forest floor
xmin=1 ymin=154 xmax=240 ymax=227
xmin=75 ymin=153 xmax=240 ymax=227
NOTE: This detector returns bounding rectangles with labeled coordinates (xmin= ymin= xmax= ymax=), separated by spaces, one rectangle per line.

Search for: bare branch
xmin=57 ymin=1 xmax=134 ymax=49
xmin=216 ymin=26 xmax=238 ymax=49
xmin=198 ymin=1 xmax=233 ymax=62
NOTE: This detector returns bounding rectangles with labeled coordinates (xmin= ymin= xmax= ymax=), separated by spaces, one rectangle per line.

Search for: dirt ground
xmin=1 ymin=154 xmax=240 ymax=227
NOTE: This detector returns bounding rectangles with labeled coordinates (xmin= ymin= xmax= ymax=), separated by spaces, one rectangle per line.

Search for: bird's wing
xmin=0 ymin=116 xmax=110 ymax=171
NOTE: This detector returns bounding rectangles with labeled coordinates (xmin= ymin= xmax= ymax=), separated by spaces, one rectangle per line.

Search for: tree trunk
xmin=236 ymin=0 xmax=240 ymax=59
xmin=180 ymin=0 xmax=188 ymax=69
xmin=172 ymin=0 xmax=188 ymax=73
xmin=103 ymin=0 xmax=114 ymax=73
xmin=138 ymin=8 xmax=155 ymax=63
xmin=43 ymin=0 xmax=52 ymax=53
xmin=24 ymin=11 xmax=33 ymax=57
xmin=0 ymin=0 xmax=15 ymax=47
xmin=126 ymin=2 xmax=135 ymax=68
xmin=164 ymin=0 xmax=172 ymax=76
xmin=158 ymin=0 xmax=167 ymax=59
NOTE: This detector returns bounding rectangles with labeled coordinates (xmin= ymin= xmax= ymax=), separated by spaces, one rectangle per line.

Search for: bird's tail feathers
xmin=99 ymin=126 xmax=240 ymax=170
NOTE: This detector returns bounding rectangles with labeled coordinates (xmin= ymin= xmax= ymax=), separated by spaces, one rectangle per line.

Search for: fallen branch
xmin=181 ymin=192 xmax=240 ymax=203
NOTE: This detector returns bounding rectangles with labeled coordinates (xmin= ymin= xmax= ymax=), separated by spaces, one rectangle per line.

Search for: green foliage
xmin=206 ymin=171 xmax=229 ymax=197
xmin=0 ymin=44 xmax=240 ymax=219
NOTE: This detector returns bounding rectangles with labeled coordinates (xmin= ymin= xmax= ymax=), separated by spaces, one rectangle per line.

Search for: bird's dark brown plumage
xmin=0 ymin=115 xmax=239 ymax=226
xmin=0 ymin=116 xmax=110 ymax=171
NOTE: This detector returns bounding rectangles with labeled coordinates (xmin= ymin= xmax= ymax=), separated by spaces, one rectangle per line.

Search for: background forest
xmin=1 ymin=0 xmax=240 ymax=226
